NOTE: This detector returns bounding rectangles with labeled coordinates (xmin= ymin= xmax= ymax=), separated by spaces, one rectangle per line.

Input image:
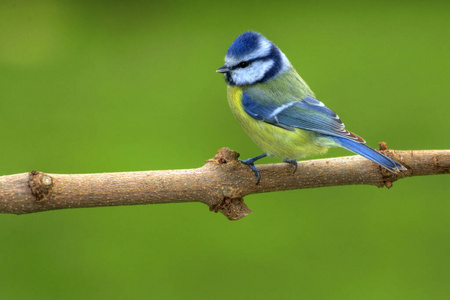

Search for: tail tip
xmin=387 ymin=162 xmax=407 ymax=173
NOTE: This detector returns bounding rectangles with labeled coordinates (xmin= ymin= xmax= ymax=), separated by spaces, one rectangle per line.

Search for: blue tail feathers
xmin=334 ymin=137 xmax=406 ymax=172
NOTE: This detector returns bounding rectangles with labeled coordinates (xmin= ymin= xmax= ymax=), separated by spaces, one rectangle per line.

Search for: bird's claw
xmin=284 ymin=159 xmax=298 ymax=173
xmin=239 ymin=159 xmax=261 ymax=184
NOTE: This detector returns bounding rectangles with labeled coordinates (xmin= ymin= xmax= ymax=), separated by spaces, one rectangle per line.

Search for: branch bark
xmin=1 ymin=144 xmax=449 ymax=220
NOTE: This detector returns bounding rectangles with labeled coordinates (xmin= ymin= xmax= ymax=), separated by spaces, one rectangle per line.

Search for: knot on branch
xmin=378 ymin=142 xmax=388 ymax=151
xmin=210 ymin=197 xmax=252 ymax=221
xmin=204 ymin=148 xmax=254 ymax=220
xmin=28 ymin=171 xmax=54 ymax=202
xmin=207 ymin=147 xmax=240 ymax=164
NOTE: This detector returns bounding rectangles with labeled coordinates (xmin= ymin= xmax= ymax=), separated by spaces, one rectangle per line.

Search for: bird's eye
xmin=238 ymin=61 xmax=250 ymax=68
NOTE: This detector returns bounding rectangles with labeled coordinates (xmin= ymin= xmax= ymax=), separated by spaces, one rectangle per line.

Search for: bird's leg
xmin=239 ymin=153 xmax=267 ymax=184
xmin=283 ymin=159 xmax=298 ymax=173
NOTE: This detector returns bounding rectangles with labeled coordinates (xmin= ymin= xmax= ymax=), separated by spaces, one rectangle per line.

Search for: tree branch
xmin=1 ymin=143 xmax=449 ymax=220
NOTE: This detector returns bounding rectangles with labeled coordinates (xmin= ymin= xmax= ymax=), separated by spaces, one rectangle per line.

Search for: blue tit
xmin=217 ymin=31 xmax=406 ymax=182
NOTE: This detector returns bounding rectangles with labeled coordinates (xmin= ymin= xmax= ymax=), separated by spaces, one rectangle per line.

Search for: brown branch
xmin=1 ymin=144 xmax=449 ymax=220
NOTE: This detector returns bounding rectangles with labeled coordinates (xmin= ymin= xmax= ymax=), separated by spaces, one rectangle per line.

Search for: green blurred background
xmin=1 ymin=0 xmax=449 ymax=299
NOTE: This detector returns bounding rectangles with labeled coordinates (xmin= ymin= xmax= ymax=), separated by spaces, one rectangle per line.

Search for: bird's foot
xmin=239 ymin=159 xmax=261 ymax=184
xmin=239 ymin=153 xmax=267 ymax=184
xmin=283 ymin=159 xmax=298 ymax=173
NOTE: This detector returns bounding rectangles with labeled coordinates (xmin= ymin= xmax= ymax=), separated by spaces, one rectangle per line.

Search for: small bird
xmin=217 ymin=31 xmax=406 ymax=182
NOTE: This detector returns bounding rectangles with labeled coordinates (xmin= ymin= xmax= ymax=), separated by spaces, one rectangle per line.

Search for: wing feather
xmin=242 ymin=92 xmax=365 ymax=143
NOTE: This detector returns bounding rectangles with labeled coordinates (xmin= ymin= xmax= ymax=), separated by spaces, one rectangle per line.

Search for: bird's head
xmin=217 ymin=31 xmax=291 ymax=86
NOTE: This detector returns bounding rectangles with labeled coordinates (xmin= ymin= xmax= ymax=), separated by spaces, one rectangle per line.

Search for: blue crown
xmin=226 ymin=31 xmax=262 ymax=57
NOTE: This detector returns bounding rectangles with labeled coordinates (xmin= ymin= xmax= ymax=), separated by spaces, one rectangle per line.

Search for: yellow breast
xmin=226 ymin=85 xmax=328 ymax=159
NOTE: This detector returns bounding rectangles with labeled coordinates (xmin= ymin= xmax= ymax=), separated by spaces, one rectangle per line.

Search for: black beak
xmin=216 ymin=65 xmax=230 ymax=73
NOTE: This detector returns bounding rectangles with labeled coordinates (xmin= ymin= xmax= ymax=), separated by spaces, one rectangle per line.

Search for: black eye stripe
xmin=230 ymin=61 xmax=249 ymax=70
xmin=239 ymin=61 xmax=249 ymax=68
xmin=230 ymin=55 xmax=272 ymax=70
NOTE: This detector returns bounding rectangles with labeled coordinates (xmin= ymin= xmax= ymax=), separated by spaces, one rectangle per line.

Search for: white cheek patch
xmin=231 ymin=60 xmax=274 ymax=85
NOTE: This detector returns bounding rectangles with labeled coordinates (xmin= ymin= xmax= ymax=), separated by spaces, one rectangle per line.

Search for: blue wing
xmin=242 ymin=92 xmax=365 ymax=142
xmin=241 ymin=91 xmax=406 ymax=172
